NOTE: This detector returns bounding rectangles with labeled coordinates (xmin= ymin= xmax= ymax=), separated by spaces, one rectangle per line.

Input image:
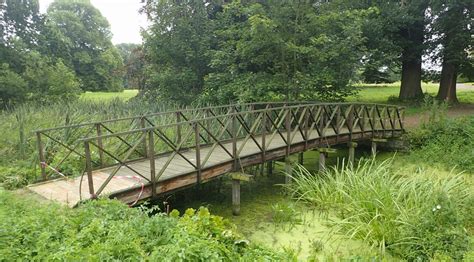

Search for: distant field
xmin=349 ymin=82 xmax=474 ymax=104
xmin=80 ymin=89 xmax=139 ymax=101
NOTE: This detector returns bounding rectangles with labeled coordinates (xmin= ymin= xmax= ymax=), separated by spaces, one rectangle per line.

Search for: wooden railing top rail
xmin=33 ymin=101 xmax=403 ymax=133
xmin=78 ymin=102 xmax=404 ymax=143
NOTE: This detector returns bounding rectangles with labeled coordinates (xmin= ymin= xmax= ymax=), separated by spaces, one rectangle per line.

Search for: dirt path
xmin=404 ymin=104 xmax=474 ymax=129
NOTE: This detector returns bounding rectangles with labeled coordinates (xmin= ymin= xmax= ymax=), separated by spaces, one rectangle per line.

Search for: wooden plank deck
xmin=28 ymin=126 xmax=400 ymax=207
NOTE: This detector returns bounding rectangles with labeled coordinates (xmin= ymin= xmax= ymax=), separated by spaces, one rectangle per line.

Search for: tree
xmin=201 ymin=1 xmax=367 ymax=103
xmin=430 ymin=1 xmax=473 ymax=103
xmin=116 ymin=43 xmax=147 ymax=89
xmin=45 ymin=0 xmax=123 ymax=91
xmin=142 ymin=0 xmax=218 ymax=104
xmin=0 ymin=63 xmax=27 ymax=107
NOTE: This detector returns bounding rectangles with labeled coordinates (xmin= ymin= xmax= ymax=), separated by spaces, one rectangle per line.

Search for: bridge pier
xmin=348 ymin=142 xmax=357 ymax=166
xmin=318 ymin=148 xmax=336 ymax=172
xmin=232 ymin=179 xmax=240 ymax=216
xmin=267 ymin=161 xmax=273 ymax=176
xmin=371 ymin=138 xmax=387 ymax=157
xmin=231 ymin=173 xmax=252 ymax=216
xmin=298 ymin=152 xmax=304 ymax=165
xmin=284 ymin=157 xmax=292 ymax=184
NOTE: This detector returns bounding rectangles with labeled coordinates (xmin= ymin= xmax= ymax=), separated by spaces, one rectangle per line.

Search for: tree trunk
xmin=437 ymin=60 xmax=458 ymax=103
xmin=399 ymin=57 xmax=423 ymax=100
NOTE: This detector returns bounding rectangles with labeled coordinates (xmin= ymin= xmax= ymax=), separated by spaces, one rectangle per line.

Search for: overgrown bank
xmin=0 ymin=190 xmax=293 ymax=261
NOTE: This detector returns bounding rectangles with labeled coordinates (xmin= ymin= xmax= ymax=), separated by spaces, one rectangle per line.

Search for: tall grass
xmin=285 ymin=159 xmax=473 ymax=260
xmin=0 ymin=99 xmax=178 ymax=187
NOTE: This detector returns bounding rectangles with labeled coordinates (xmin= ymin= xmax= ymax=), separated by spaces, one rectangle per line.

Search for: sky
xmin=38 ymin=0 xmax=148 ymax=44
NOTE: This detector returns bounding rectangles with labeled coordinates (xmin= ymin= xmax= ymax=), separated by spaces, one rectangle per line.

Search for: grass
xmin=349 ymin=82 xmax=474 ymax=115
xmin=80 ymin=89 xmax=139 ymax=101
xmin=286 ymin=159 xmax=473 ymax=260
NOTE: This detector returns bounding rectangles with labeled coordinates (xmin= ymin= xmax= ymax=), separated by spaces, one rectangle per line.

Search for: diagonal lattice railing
xmin=73 ymin=102 xmax=404 ymax=199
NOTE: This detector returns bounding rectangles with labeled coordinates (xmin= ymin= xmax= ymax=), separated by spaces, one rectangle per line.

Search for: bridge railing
xmin=34 ymin=102 xmax=310 ymax=181
xmin=77 ymin=103 xmax=404 ymax=199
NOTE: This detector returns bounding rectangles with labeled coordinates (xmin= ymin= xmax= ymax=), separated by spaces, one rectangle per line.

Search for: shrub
xmin=285 ymin=159 xmax=472 ymax=260
xmin=409 ymin=115 xmax=474 ymax=173
xmin=0 ymin=190 xmax=291 ymax=261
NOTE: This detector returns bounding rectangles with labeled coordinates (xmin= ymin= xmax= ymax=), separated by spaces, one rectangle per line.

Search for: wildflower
xmin=436 ymin=205 xmax=441 ymax=210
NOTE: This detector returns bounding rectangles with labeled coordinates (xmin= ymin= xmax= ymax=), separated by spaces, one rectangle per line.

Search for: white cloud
xmin=39 ymin=0 xmax=148 ymax=44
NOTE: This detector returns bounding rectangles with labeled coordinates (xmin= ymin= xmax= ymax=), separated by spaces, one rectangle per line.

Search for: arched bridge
xmin=29 ymin=102 xmax=405 ymax=207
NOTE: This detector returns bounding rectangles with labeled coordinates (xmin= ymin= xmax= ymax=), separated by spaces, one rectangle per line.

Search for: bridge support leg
xmin=284 ymin=157 xmax=292 ymax=184
xmin=267 ymin=161 xmax=273 ymax=176
xmin=319 ymin=152 xmax=327 ymax=172
xmin=232 ymin=179 xmax=241 ymax=216
xmin=348 ymin=142 xmax=357 ymax=167
xmin=371 ymin=138 xmax=387 ymax=157
xmin=298 ymin=152 xmax=304 ymax=165
xmin=318 ymin=148 xmax=336 ymax=173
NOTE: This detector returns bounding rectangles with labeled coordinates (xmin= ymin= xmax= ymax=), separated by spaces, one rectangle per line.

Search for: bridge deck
xmin=28 ymin=103 xmax=404 ymax=207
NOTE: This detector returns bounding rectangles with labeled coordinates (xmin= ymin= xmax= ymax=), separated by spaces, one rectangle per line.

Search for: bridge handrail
xmin=78 ymin=102 xmax=404 ymax=142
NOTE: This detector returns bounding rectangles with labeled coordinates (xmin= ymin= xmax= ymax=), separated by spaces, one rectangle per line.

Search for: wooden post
xmin=232 ymin=108 xmax=238 ymax=170
xmin=140 ymin=117 xmax=148 ymax=156
xmin=285 ymin=157 xmax=292 ymax=184
xmin=95 ymin=123 xmax=104 ymax=167
xmin=319 ymin=152 xmax=326 ymax=173
xmin=232 ymin=179 xmax=241 ymax=216
xmin=267 ymin=161 xmax=273 ymax=176
xmin=285 ymin=108 xmax=291 ymax=156
xmin=176 ymin=111 xmax=182 ymax=144
xmin=36 ymin=131 xmax=46 ymax=180
xmin=194 ymin=123 xmax=201 ymax=184
xmin=371 ymin=141 xmax=377 ymax=157
xmin=348 ymin=142 xmax=357 ymax=167
xmin=84 ymin=141 xmax=95 ymax=198
xmin=148 ymin=130 xmax=156 ymax=197
xmin=231 ymin=173 xmax=252 ymax=216
xmin=371 ymin=138 xmax=387 ymax=157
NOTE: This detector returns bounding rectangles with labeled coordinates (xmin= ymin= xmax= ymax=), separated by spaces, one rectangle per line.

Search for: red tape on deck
xmin=40 ymin=162 xmax=67 ymax=178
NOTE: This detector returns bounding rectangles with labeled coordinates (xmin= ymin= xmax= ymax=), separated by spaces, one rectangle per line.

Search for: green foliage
xmin=271 ymin=202 xmax=301 ymax=227
xmin=0 ymin=63 xmax=27 ymax=106
xmin=43 ymin=0 xmax=124 ymax=92
xmin=0 ymin=190 xmax=288 ymax=261
xmin=286 ymin=159 xmax=472 ymax=260
xmin=409 ymin=115 xmax=474 ymax=173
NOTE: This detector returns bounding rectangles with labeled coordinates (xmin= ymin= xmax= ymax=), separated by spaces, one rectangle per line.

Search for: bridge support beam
xmin=231 ymin=173 xmax=252 ymax=216
xmin=318 ymin=148 xmax=337 ymax=173
xmin=348 ymin=142 xmax=357 ymax=167
xmin=371 ymin=138 xmax=387 ymax=157
xmin=298 ymin=152 xmax=304 ymax=165
xmin=267 ymin=161 xmax=273 ymax=176
xmin=284 ymin=157 xmax=292 ymax=184
xmin=232 ymin=179 xmax=240 ymax=216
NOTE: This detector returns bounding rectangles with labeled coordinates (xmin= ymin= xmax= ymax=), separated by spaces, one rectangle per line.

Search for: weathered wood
xmin=36 ymin=132 xmax=47 ymax=180
xmin=84 ymin=141 xmax=95 ymax=198
xmin=319 ymin=151 xmax=327 ymax=173
xmin=29 ymin=102 xmax=406 ymax=207
xmin=285 ymin=157 xmax=292 ymax=184
xmin=232 ymin=179 xmax=240 ymax=216
xmin=148 ymin=130 xmax=156 ymax=197
xmin=348 ymin=142 xmax=357 ymax=166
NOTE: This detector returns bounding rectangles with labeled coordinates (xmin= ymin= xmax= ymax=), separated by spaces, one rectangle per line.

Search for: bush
xmin=409 ymin=115 xmax=474 ymax=173
xmin=0 ymin=190 xmax=291 ymax=261
xmin=285 ymin=159 xmax=472 ymax=260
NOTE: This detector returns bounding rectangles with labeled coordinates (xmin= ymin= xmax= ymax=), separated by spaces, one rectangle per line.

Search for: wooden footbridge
xmin=28 ymin=102 xmax=404 ymax=208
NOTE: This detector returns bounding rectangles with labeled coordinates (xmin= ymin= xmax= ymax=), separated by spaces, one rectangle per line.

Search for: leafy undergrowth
xmin=409 ymin=115 xmax=474 ymax=173
xmin=0 ymin=190 xmax=292 ymax=261
xmin=286 ymin=159 xmax=473 ymax=261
